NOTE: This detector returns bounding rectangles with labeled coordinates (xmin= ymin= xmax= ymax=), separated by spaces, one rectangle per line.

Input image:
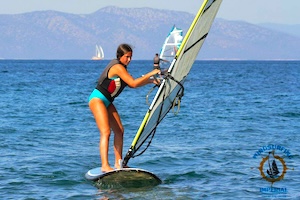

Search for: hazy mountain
xmin=0 ymin=6 xmax=299 ymax=60
xmin=202 ymin=19 xmax=300 ymax=60
xmin=258 ymin=23 xmax=300 ymax=38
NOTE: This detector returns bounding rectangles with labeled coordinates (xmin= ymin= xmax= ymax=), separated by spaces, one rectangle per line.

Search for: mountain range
xmin=0 ymin=6 xmax=300 ymax=60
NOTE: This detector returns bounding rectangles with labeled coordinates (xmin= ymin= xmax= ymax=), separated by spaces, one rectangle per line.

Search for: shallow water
xmin=0 ymin=60 xmax=299 ymax=199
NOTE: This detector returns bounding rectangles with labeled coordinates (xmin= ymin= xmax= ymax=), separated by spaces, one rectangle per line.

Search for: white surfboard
xmin=85 ymin=167 xmax=162 ymax=189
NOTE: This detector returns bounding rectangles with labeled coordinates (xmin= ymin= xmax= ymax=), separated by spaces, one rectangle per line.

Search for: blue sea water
xmin=0 ymin=60 xmax=299 ymax=199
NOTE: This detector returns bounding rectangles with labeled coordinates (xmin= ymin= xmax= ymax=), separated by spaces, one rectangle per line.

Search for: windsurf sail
xmin=123 ymin=0 xmax=222 ymax=167
xmin=159 ymin=25 xmax=183 ymax=69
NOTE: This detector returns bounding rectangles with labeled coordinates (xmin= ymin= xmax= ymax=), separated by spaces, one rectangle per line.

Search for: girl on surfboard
xmin=89 ymin=44 xmax=160 ymax=172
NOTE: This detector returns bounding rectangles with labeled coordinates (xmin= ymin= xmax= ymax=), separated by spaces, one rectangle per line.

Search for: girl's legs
xmin=107 ymin=104 xmax=124 ymax=169
xmin=89 ymin=98 xmax=114 ymax=172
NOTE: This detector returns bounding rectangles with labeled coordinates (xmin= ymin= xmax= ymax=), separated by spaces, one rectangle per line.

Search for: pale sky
xmin=0 ymin=0 xmax=299 ymax=25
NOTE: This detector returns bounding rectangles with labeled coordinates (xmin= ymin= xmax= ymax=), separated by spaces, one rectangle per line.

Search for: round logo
xmin=259 ymin=153 xmax=287 ymax=183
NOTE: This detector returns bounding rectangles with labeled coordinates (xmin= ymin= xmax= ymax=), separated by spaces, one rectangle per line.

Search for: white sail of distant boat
xmin=92 ymin=45 xmax=104 ymax=60
xmin=123 ymin=0 xmax=223 ymax=167
xmin=159 ymin=25 xmax=183 ymax=69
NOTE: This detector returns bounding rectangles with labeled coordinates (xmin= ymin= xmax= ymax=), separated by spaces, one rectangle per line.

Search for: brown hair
xmin=116 ymin=44 xmax=133 ymax=59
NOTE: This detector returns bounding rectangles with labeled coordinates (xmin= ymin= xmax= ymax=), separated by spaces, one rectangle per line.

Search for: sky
xmin=0 ymin=0 xmax=299 ymax=25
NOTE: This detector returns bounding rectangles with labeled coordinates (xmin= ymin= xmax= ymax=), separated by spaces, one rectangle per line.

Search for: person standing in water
xmin=153 ymin=53 xmax=169 ymax=76
xmin=89 ymin=44 xmax=160 ymax=172
xmin=153 ymin=53 xmax=167 ymax=70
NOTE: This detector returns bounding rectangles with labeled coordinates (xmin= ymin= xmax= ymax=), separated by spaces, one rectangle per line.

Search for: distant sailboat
xmin=92 ymin=45 xmax=104 ymax=60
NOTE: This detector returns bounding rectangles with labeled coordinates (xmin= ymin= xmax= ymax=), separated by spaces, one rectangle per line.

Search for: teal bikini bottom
xmin=89 ymin=89 xmax=111 ymax=107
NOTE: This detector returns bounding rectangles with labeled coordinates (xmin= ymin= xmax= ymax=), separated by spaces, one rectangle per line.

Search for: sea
xmin=0 ymin=60 xmax=299 ymax=199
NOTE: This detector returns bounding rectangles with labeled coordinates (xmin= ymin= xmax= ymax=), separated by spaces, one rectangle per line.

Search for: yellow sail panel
xmin=175 ymin=0 xmax=210 ymax=57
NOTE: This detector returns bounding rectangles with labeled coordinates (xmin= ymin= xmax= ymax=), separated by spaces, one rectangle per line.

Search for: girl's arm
xmin=109 ymin=64 xmax=160 ymax=88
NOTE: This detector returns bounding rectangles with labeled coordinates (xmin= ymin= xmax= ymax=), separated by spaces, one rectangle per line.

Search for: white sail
xmin=159 ymin=25 xmax=183 ymax=67
xmin=92 ymin=45 xmax=104 ymax=60
xmin=123 ymin=0 xmax=223 ymax=167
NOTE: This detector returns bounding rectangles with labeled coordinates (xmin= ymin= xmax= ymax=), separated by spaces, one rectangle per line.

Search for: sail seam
xmin=183 ymin=33 xmax=208 ymax=54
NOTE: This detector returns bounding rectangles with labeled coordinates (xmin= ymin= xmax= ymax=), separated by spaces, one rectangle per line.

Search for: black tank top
xmin=96 ymin=59 xmax=128 ymax=102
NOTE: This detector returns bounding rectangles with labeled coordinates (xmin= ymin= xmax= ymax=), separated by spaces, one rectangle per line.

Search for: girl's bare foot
xmin=114 ymin=164 xmax=130 ymax=169
xmin=114 ymin=159 xmax=123 ymax=170
xmin=101 ymin=166 xmax=114 ymax=173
